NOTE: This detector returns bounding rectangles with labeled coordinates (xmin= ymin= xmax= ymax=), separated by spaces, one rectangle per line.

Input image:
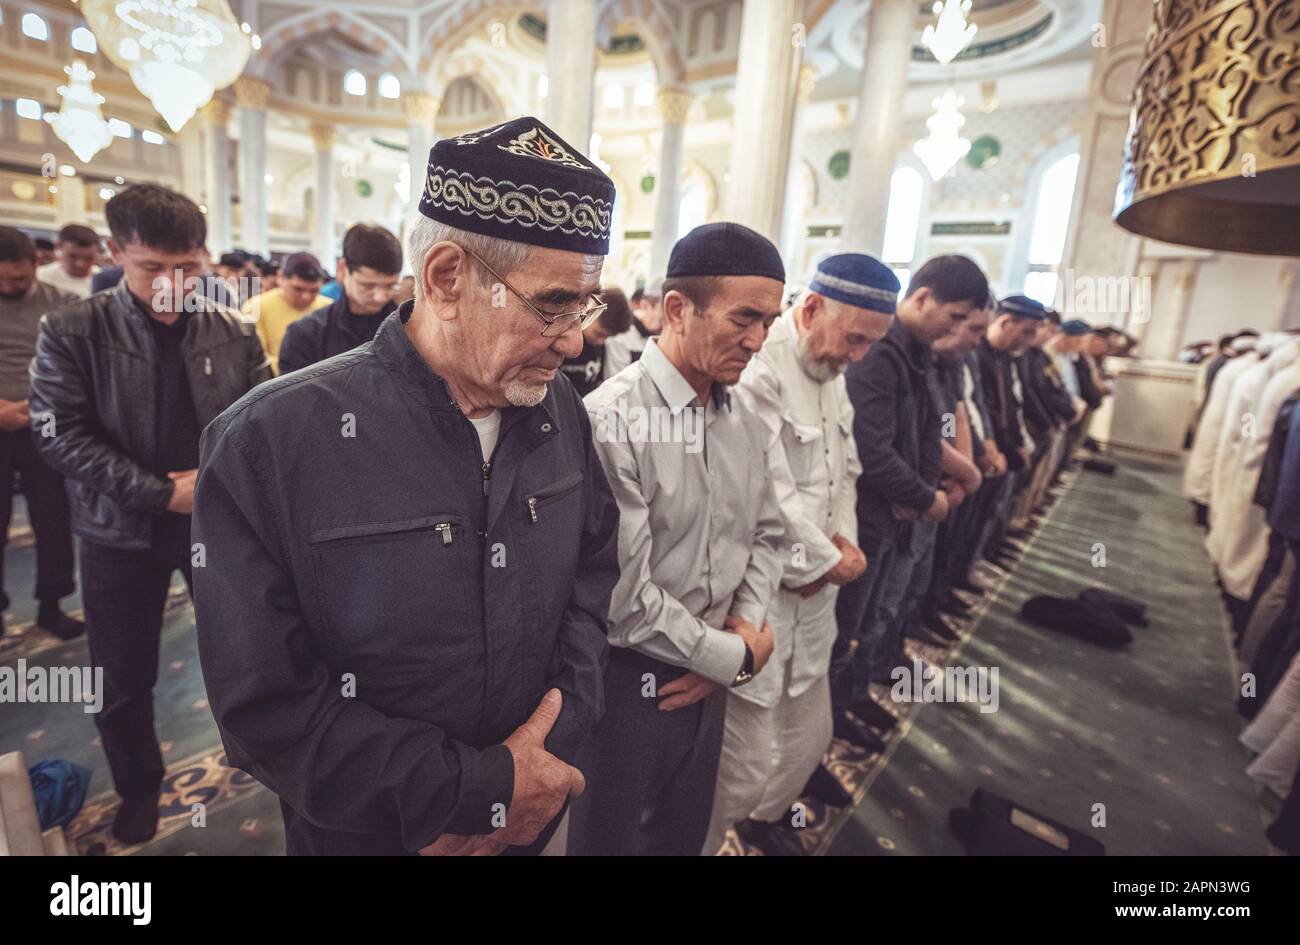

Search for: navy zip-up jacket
xmin=845 ymin=319 xmax=942 ymax=552
xmin=192 ymin=304 xmax=620 ymax=854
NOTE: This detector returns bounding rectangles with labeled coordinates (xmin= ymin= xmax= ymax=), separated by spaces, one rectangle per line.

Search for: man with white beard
xmin=704 ymin=254 xmax=894 ymax=856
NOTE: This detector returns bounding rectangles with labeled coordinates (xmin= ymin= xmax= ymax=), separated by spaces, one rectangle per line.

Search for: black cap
xmin=997 ymin=294 xmax=1047 ymax=320
xmin=666 ymin=222 xmax=785 ymax=283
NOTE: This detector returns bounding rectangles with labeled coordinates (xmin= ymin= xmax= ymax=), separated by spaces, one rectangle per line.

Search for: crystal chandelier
xmin=45 ymin=61 xmax=113 ymax=163
xmin=922 ymin=0 xmax=978 ymax=65
xmin=81 ymin=0 xmax=251 ymax=133
xmin=914 ymin=88 xmax=972 ymax=180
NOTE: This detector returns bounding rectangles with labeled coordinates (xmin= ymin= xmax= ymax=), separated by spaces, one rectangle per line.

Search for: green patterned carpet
xmin=1 ymin=456 xmax=1274 ymax=855
xmin=825 ymin=458 xmax=1270 ymax=856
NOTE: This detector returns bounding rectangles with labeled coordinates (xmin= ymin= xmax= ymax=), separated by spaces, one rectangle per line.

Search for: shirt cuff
xmin=441 ymin=743 xmax=515 ymax=836
xmin=694 ymin=627 xmax=748 ymax=688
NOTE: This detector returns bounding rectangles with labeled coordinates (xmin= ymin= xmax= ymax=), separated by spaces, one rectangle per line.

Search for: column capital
xmin=200 ymin=96 xmax=232 ymax=126
xmin=656 ymin=87 xmax=695 ymax=125
xmin=796 ymin=64 xmax=819 ymax=102
xmin=309 ymin=123 xmax=338 ymax=152
xmin=401 ymin=90 xmax=441 ymax=124
xmin=234 ymin=76 xmax=273 ymax=110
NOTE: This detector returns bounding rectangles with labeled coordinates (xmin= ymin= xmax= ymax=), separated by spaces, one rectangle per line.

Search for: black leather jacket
xmin=29 ymin=280 xmax=272 ymax=549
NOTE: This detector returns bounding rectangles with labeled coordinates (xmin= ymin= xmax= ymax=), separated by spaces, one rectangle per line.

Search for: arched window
xmin=677 ymin=181 xmax=708 ymax=240
xmin=378 ymin=73 xmax=401 ymax=99
xmin=882 ymin=166 xmax=924 ymax=295
xmin=1024 ymin=152 xmax=1079 ymax=306
xmin=71 ymin=26 xmax=97 ymax=53
xmin=22 ymin=13 xmax=48 ymax=41
xmin=602 ymin=84 xmax=625 ymax=109
xmin=344 ymin=70 xmax=367 ymax=97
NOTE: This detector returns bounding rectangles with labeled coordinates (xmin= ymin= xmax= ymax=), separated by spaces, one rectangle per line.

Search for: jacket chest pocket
xmin=781 ymin=412 xmax=825 ymax=485
xmin=308 ymin=514 xmax=476 ymax=664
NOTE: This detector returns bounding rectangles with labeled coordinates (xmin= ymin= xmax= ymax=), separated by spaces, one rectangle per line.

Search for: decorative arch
xmin=249 ymin=9 xmax=413 ymax=80
xmin=595 ymin=0 xmax=687 ymax=85
xmin=419 ymin=1 xmax=530 ymax=77
xmin=434 ymin=48 xmax=517 ymax=118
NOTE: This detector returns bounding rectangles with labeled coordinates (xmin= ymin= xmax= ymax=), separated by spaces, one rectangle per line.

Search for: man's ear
xmin=662 ymin=289 xmax=689 ymax=332
xmin=336 ymin=258 xmax=348 ymax=283
xmin=422 ymin=242 xmax=469 ymax=319
xmin=107 ymin=239 xmax=124 ymax=267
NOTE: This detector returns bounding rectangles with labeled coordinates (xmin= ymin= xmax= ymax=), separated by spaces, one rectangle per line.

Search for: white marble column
xmin=649 ymin=87 xmax=694 ymax=279
xmin=841 ymin=0 xmax=914 ymax=254
xmin=779 ymin=64 xmax=818 ymax=272
xmin=1059 ymin=0 xmax=1150 ymax=324
xmin=235 ymin=76 xmax=271 ymax=256
xmin=310 ymin=123 xmax=337 ymax=267
xmin=545 ymin=0 xmax=597 ymax=149
xmin=200 ymin=98 xmax=232 ymax=256
xmin=727 ymin=0 xmax=803 ymax=242
xmin=402 ymin=91 xmax=440 ymax=212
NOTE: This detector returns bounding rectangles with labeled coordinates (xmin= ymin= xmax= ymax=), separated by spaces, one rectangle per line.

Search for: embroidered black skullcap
xmin=666 ymin=222 xmax=785 ymax=283
xmin=418 ymin=116 xmax=615 ymax=256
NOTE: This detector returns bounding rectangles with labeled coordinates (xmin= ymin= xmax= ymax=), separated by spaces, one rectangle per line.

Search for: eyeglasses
xmin=461 ymin=245 xmax=606 ymax=338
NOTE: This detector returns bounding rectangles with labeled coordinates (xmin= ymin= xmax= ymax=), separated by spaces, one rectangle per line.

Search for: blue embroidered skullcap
xmin=666 ymin=222 xmax=785 ymax=283
xmin=1060 ymin=318 xmax=1092 ymax=336
xmin=418 ymin=116 xmax=615 ymax=255
xmin=808 ymin=253 xmax=900 ymax=315
xmin=998 ymin=294 xmax=1047 ymax=321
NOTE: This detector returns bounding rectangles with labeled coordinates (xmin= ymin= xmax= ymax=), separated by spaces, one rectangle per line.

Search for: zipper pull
xmin=482 ymin=461 xmax=491 ymax=496
xmin=204 ymin=355 xmax=212 ymax=376
xmin=435 ymin=522 xmax=454 ymax=546
xmin=527 ymin=497 xmax=538 ymax=524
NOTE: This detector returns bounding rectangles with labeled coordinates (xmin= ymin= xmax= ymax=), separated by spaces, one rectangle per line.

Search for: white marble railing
xmin=1088 ymin=357 xmax=1197 ymax=459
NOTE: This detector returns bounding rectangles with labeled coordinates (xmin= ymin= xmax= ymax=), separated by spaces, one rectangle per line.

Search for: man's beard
xmin=796 ymin=334 xmax=844 ymax=383
xmin=505 ymin=379 xmax=548 ymax=407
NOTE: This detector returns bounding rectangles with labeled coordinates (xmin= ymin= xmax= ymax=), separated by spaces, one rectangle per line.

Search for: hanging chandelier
xmin=81 ymin=0 xmax=251 ymax=133
xmin=45 ymin=61 xmax=113 ymax=163
xmin=914 ymin=88 xmax=972 ymax=180
xmin=922 ymin=0 xmax=977 ymax=65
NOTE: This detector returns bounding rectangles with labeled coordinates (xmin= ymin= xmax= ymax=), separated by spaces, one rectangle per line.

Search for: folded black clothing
xmin=1078 ymin=587 xmax=1148 ymax=627
xmin=1082 ymin=458 xmax=1117 ymax=474
xmin=1020 ymin=595 xmax=1133 ymax=648
xmin=950 ymin=789 xmax=1105 ymax=856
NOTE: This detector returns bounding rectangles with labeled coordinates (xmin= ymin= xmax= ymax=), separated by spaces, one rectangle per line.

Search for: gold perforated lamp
xmin=81 ymin=0 xmax=251 ymax=133
xmin=1114 ymin=0 xmax=1300 ymax=256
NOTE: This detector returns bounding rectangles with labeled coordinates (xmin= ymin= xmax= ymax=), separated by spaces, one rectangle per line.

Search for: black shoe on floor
xmin=735 ymin=817 xmax=809 ymax=856
xmin=112 ymin=791 xmax=161 ymax=845
xmin=834 ymin=712 xmax=886 ymax=753
xmin=939 ymin=593 xmax=973 ymax=617
xmin=803 ymin=764 xmax=853 ymax=808
xmin=951 ymin=573 xmax=984 ymax=594
xmin=1004 ymin=526 xmax=1034 ymax=542
xmin=907 ymin=623 xmax=952 ymax=648
xmin=925 ymin=612 xmax=961 ymax=642
xmin=37 ymin=604 xmax=85 ymax=641
xmin=986 ymin=553 xmax=1018 ymax=572
xmin=849 ymin=696 xmax=899 ymax=731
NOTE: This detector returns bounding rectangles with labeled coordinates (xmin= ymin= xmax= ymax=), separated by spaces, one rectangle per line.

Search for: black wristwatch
xmin=733 ymin=644 xmax=755 ymax=687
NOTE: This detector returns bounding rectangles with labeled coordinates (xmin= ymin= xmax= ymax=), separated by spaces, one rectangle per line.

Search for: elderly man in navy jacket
xmin=193 ymin=117 xmax=621 ymax=855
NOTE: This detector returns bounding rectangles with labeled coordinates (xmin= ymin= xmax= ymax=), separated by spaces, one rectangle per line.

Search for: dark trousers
xmin=80 ymin=516 xmax=193 ymax=800
xmin=830 ymin=535 xmax=898 ymax=717
xmin=0 ymin=428 xmax=75 ymax=609
xmin=567 ymin=650 xmax=727 ymax=856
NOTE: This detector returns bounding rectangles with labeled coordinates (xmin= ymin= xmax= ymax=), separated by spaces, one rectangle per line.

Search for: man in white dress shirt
xmin=36 ymin=224 xmax=100 ymax=299
xmin=704 ymin=254 xmax=895 ymax=856
xmin=569 ymin=223 xmax=787 ymax=856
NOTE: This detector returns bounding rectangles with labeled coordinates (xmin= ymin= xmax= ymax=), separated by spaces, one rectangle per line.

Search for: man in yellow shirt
xmin=241 ymin=252 xmax=331 ymax=372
